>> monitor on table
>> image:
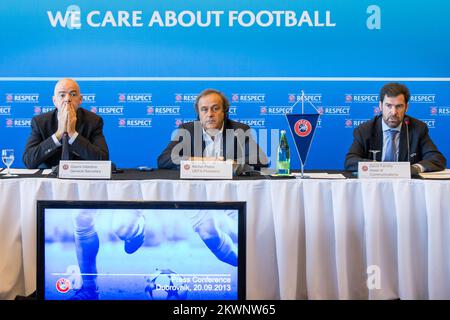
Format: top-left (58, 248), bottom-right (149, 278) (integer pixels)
top-left (37, 200), bottom-right (246, 300)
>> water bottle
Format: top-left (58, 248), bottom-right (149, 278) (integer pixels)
top-left (277, 130), bottom-right (290, 175)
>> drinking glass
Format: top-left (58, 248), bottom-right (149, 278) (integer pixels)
top-left (1, 149), bottom-right (18, 177)
top-left (368, 150), bottom-right (380, 162)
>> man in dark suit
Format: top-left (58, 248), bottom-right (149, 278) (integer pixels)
top-left (345, 82), bottom-right (446, 175)
top-left (157, 88), bottom-right (269, 172)
top-left (23, 78), bottom-right (109, 169)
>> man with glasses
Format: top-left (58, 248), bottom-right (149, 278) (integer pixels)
top-left (23, 78), bottom-right (109, 168)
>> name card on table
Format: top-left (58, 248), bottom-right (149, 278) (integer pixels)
top-left (180, 160), bottom-right (233, 180)
top-left (59, 160), bottom-right (112, 179)
top-left (358, 161), bottom-right (411, 179)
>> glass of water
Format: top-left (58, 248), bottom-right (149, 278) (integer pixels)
top-left (1, 149), bottom-right (18, 177)
top-left (368, 150), bottom-right (380, 162)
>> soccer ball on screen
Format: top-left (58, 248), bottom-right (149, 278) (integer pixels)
top-left (144, 269), bottom-right (188, 300)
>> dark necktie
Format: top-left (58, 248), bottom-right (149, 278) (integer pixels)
top-left (384, 129), bottom-right (398, 162)
top-left (61, 132), bottom-right (70, 161)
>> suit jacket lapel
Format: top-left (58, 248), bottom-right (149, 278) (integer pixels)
top-left (75, 108), bottom-right (84, 133)
top-left (50, 109), bottom-right (59, 134)
top-left (398, 121), bottom-right (409, 161)
top-left (222, 119), bottom-right (237, 161)
top-left (191, 121), bottom-right (204, 157)
top-left (372, 117), bottom-right (383, 161)
top-left (222, 119), bottom-right (231, 160)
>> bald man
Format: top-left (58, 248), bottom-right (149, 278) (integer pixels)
top-left (23, 78), bottom-right (109, 169)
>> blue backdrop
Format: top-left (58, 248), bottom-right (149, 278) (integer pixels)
top-left (1, 1), bottom-right (449, 169)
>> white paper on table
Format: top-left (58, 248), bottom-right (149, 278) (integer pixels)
top-left (260, 168), bottom-right (276, 175)
top-left (42, 169), bottom-right (53, 175)
top-left (419, 169), bottom-right (450, 179)
top-left (291, 172), bottom-right (347, 179)
top-left (0, 168), bottom-right (39, 175)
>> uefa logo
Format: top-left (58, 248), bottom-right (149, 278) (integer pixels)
top-left (6, 94), bottom-right (13, 103)
top-left (147, 107), bottom-right (154, 115)
top-left (62, 164), bottom-right (69, 170)
top-left (362, 165), bottom-right (369, 172)
top-left (373, 106), bottom-right (381, 115)
top-left (34, 106), bottom-right (42, 115)
top-left (345, 119), bottom-right (353, 127)
top-left (175, 94), bottom-right (182, 102)
top-left (90, 107), bottom-right (97, 113)
top-left (118, 119), bottom-right (126, 127)
top-left (260, 107), bottom-right (267, 114)
top-left (6, 119), bottom-right (13, 127)
top-left (183, 164), bottom-right (190, 170)
top-left (294, 119), bottom-right (312, 137)
top-left (118, 94), bottom-right (126, 102)
top-left (430, 106), bottom-right (438, 115)
top-left (345, 95), bottom-right (353, 103)
top-left (55, 278), bottom-right (71, 293)
top-left (288, 94), bottom-right (295, 102)
top-left (317, 107), bottom-right (324, 115)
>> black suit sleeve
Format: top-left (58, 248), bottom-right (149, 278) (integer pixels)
top-left (157, 124), bottom-right (189, 170)
top-left (344, 126), bottom-right (372, 171)
top-left (157, 121), bottom-right (269, 170)
top-left (22, 117), bottom-right (61, 169)
top-left (70, 117), bottom-right (109, 161)
top-left (157, 140), bottom-right (181, 170)
top-left (415, 125), bottom-right (446, 172)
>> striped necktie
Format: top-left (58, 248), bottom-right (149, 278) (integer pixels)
top-left (384, 129), bottom-right (398, 162)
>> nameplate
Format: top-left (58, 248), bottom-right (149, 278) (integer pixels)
top-left (58, 160), bottom-right (112, 179)
top-left (358, 161), bottom-right (411, 179)
top-left (180, 160), bottom-right (233, 180)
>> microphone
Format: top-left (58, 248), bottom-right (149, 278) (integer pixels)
top-left (233, 131), bottom-right (256, 176)
top-left (404, 117), bottom-right (411, 162)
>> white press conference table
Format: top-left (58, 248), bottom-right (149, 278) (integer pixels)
top-left (0, 173), bottom-right (449, 300)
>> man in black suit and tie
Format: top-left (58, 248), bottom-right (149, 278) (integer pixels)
top-left (23, 78), bottom-right (109, 169)
top-left (345, 82), bottom-right (446, 175)
top-left (157, 88), bottom-right (269, 171)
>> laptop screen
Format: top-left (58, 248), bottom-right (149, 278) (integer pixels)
top-left (37, 201), bottom-right (246, 300)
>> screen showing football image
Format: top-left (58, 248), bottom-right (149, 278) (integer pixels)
top-left (37, 201), bottom-right (246, 300)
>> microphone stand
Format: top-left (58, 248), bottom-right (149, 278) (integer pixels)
top-left (233, 132), bottom-right (257, 176)
top-left (289, 90), bottom-right (321, 179)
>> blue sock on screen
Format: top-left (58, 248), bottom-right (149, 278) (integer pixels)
top-left (74, 226), bottom-right (99, 290)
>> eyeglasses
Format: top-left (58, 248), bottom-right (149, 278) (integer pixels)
top-left (56, 91), bottom-right (79, 99)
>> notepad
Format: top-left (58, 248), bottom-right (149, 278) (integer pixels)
top-left (419, 169), bottom-right (450, 179)
top-left (0, 168), bottom-right (39, 175)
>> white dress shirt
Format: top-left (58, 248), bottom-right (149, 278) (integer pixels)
top-left (202, 124), bottom-right (224, 158)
